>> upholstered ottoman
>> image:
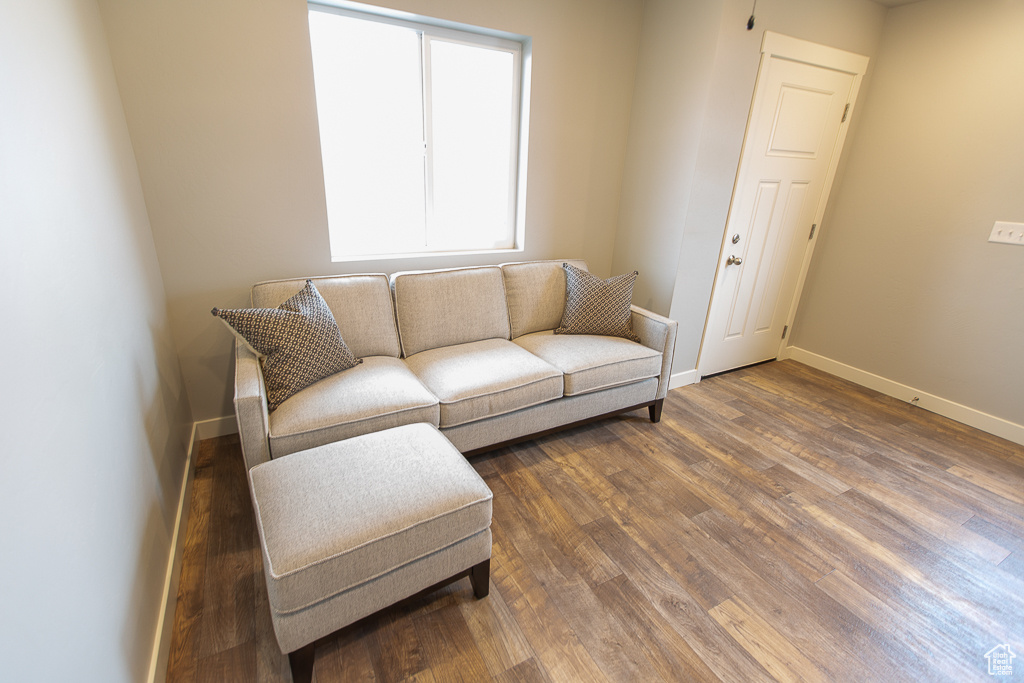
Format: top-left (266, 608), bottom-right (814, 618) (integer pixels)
top-left (247, 423), bottom-right (493, 682)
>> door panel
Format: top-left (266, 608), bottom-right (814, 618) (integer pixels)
top-left (754, 180), bottom-right (808, 333)
top-left (699, 35), bottom-right (867, 378)
top-left (768, 84), bottom-right (834, 158)
top-left (725, 181), bottom-right (778, 339)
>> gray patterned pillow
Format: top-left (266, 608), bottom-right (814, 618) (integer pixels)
top-left (212, 280), bottom-right (361, 411)
top-left (555, 263), bottom-right (641, 343)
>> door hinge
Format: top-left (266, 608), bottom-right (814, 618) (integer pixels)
top-left (782, 325), bottom-right (789, 339)
top-left (809, 223), bottom-right (817, 240)
top-left (841, 103), bottom-right (851, 123)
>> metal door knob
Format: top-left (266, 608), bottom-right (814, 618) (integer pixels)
top-left (726, 255), bottom-right (743, 266)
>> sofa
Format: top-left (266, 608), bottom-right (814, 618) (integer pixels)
top-left (232, 259), bottom-right (678, 470)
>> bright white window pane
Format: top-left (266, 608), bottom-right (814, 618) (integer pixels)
top-left (307, 6), bottom-right (525, 259)
top-left (428, 40), bottom-right (515, 250)
top-left (308, 12), bottom-right (426, 257)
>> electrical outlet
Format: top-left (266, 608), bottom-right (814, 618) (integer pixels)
top-left (989, 221), bottom-right (1024, 246)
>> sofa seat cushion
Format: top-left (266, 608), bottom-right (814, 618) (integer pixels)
top-left (404, 338), bottom-right (563, 428)
top-left (249, 424), bottom-right (493, 615)
top-left (514, 331), bottom-right (662, 396)
top-left (269, 356), bottom-right (439, 457)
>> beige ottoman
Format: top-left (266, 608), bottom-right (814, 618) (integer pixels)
top-left (248, 423), bottom-right (493, 682)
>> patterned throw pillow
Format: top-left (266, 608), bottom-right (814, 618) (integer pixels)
top-left (555, 263), bottom-right (641, 343)
top-left (212, 280), bottom-right (362, 411)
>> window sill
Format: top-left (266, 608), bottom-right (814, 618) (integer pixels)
top-left (331, 245), bottom-right (524, 264)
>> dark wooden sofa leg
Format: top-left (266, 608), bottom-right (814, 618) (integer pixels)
top-left (648, 399), bottom-right (664, 423)
top-left (288, 642), bottom-right (316, 683)
top-left (469, 559), bottom-right (490, 599)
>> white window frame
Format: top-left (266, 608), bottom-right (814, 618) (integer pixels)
top-left (307, 1), bottom-right (532, 262)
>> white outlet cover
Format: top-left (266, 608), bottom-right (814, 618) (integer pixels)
top-left (989, 221), bottom-right (1024, 246)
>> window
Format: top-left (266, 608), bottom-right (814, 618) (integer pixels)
top-left (307, 3), bottom-right (529, 260)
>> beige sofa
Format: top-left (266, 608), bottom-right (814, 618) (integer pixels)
top-left (233, 259), bottom-right (677, 470)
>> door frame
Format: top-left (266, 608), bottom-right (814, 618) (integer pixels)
top-left (696, 31), bottom-right (869, 378)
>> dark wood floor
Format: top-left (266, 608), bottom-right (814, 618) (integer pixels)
top-left (166, 360), bottom-right (1024, 682)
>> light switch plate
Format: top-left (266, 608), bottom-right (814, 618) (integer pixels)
top-left (989, 221), bottom-right (1024, 246)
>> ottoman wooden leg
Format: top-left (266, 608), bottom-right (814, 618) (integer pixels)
top-left (285, 559), bottom-right (489, 682)
top-left (469, 559), bottom-right (490, 599)
top-left (288, 642), bottom-right (316, 683)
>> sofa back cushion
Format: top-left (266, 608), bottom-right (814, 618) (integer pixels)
top-left (391, 266), bottom-right (511, 357)
top-left (501, 259), bottom-right (588, 339)
top-left (251, 274), bottom-right (401, 359)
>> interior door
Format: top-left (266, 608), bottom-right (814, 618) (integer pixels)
top-left (698, 33), bottom-right (868, 378)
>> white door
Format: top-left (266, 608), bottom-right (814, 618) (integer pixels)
top-left (698, 33), bottom-right (868, 377)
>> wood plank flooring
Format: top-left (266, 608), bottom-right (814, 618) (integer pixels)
top-left (166, 360), bottom-right (1024, 682)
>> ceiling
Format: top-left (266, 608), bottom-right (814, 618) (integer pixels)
top-left (870, 0), bottom-right (927, 7)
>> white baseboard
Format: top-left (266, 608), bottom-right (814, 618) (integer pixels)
top-left (669, 368), bottom-right (699, 390)
top-left (786, 347), bottom-right (1024, 446)
top-left (146, 424), bottom-right (199, 683)
top-left (195, 414), bottom-right (238, 440)
top-left (147, 414), bottom-right (243, 681)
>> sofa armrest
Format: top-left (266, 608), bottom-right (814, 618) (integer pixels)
top-left (631, 305), bottom-right (678, 400)
top-left (234, 338), bottom-right (272, 470)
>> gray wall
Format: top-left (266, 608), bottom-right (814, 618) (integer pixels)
top-left (791, 0), bottom-right (1024, 427)
top-left (615, 0), bottom-right (887, 377)
top-left (611, 0), bottom-right (724, 314)
top-left (0, 1), bottom-right (192, 681)
top-left (98, 0), bottom-right (646, 422)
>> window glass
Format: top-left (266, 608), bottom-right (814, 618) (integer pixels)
top-left (429, 38), bottom-right (516, 251)
top-left (307, 6), bottom-right (526, 259)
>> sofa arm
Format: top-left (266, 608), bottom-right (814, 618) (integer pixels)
top-left (631, 305), bottom-right (678, 401)
top-left (234, 339), bottom-right (272, 470)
